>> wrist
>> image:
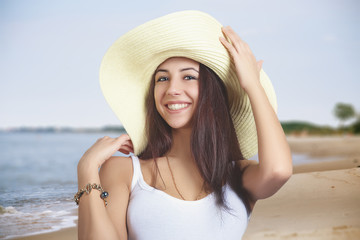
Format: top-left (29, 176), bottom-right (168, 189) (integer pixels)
top-left (74, 183), bottom-right (109, 207)
top-left (77, 161), bottom-right (100, 188)
top-left (78, 156), bottom-right (100, 172)
top-left (243, 81), bottom-right (263, 97)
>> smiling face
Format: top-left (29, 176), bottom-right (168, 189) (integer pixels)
top-left (154, 57), bottom-right (200, 130)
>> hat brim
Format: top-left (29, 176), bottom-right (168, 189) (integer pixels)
top-left (99, 10), bottom-right (277, 159)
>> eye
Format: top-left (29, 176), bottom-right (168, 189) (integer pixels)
top-left (184, 75), bottom-right (197, 80)
top-left (156, 76), bottom-right (168, 82)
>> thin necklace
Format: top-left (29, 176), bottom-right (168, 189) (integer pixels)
top-left (166, 155), bottom-right (205, 201)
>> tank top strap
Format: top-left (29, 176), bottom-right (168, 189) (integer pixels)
top-left (130, 155), bottom-right (143, 190)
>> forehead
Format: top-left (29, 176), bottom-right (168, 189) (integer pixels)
top-left (156, 57), bottom-right (199, 70)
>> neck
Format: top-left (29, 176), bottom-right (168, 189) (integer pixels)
top-left (167, 128), bottom-right (194, 163)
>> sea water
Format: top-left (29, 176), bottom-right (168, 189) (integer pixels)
top-left (0, 132), bottom-right (339, 239)
top-left (0, 131), bottom-right (125, 239)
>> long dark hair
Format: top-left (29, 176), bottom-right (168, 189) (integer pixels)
top-left (139, 63), bottom-right (252, 214)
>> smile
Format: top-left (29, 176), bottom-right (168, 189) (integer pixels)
top-left (167, 103), bottom-right (189, 110)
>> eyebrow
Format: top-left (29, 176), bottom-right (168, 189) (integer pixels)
top-left (155, 67), bottom-right (199, 74)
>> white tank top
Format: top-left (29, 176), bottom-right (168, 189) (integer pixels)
top-left (127, 155), bottom-right (249, 240)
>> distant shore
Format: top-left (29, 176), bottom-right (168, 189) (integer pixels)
top-left (2, 119), bottom-right (358, 135)
top-left (10, 136), bottom-right (360, 240)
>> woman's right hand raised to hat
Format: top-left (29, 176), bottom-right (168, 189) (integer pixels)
top-left (77, 134), bottom-right (134, 177)
top-left (219, 26), bottom-right (263, 92)
top-left (221, 26), bottom-right (292, 203)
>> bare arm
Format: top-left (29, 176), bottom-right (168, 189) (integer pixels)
top-left (77, 135), bottom-right (134, 240)
top-left (241, 81), bottom-right (292, 201)
top-left (220, 26), bottom-right (292, 202)
top-left (99, 156), bottom-right (133, 239)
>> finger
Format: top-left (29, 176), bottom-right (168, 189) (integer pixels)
top-left (120, 138), bottom-right (133, 146)
top-left (125, 140), bottom-right (134, 149)
top-left (119, 149), bottom-right (130, 155)
top-left (119, 145), bottom-right (133, 154)
top-left (115, 134), bottom-right (131, 144)
top-left (223, 26), bottom-right (255, 57)
top-left (120, 139), bottom-right (134, 150)
top-left (219, 36), bottom-right (238, 57)
top-left (221, 26), bottom-right (245, 51)
top-left (121, 141), bottom-right (134, 150)
top-left (222, 26), bottom-right (243, 43)
top-left (257, 60), bottom-right (264, 72)
top-left (221, 27), bottom-right (239, 51)
top-left (117, 134), bottom-right (130, 140)
top-left (119, 146), bottom-right (132, 152)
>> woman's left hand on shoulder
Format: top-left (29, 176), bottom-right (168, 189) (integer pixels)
top-left (219, 26), bottom-right (263, 92)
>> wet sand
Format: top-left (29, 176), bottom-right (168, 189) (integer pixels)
top-left (11, 136), bottom-right (360, 240)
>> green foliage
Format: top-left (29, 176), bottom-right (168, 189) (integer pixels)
top-left (281, 121), bottom-right (336, 135)
top-left (333, 103), bottom-right (355, 122)
top-left (351, 119), bottom-right (360, 134)
top-left (281, 119), bottom-right (360, 135)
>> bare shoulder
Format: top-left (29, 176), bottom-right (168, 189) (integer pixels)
top-left (98, 156), bottom-right (134, 238)
top-left (99, 156), bottom-right (133, 191)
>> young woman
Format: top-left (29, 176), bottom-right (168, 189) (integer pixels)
top-left (76, 11), bottom-right (292, 240)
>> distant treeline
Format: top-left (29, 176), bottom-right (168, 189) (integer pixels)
top-left (2, 121), bottom-right (360, 135)
top-left (281, 121), bottom-right (360, 135)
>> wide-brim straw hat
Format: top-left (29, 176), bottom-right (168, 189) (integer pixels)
top-left (99, 10), bottom-right (277, 159)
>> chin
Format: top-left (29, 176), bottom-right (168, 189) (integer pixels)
top-left (167, 120), bottom-right (193, 130)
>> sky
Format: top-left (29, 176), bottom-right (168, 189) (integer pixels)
top-left (0, 0), bottom-right (359, 128)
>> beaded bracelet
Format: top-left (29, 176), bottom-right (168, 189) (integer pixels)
top-left (74, 183), bottom-right (109, 207)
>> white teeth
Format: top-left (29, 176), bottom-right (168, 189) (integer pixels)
top-left (167, 103), bottom-right (188, 110)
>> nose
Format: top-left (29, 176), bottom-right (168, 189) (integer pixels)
top-left (166, 77), bottom-right (183, 96)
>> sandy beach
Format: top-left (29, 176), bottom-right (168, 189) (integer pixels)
top-left (11, 136), bottom-right (360, 240)
top-left (244, 136), bottom-right (360, 240)
top-left (243, 168), bottom-right (360, 239)
top-left (10, 228), bottom-right (77, 240)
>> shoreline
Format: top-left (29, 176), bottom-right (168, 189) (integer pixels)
top-left (9, 136), bottom-right (360, 240)
top-left (289, 136), bottom-right (360, 173)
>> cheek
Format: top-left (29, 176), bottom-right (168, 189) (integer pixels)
top-left (190, 84), bottom-right (200, 103)
top-left (154, 87), bottom-right (163, 112)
